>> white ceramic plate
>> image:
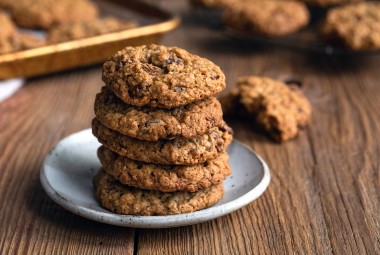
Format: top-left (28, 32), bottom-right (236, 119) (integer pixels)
top-left (40, 129), bottom-right (270, 228)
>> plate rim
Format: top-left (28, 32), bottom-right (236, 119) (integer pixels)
top-left (40, 129), bottom-right (271, 228)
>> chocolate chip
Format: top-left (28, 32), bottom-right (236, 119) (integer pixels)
top-left (129, 81), bottom-right (150, 98)
top-left (141, 63), bottom-right (164, 75)
top-left (210, 72), bottom-right (220, 80)
top-left (144, 119), bottom-right (161, 128)
top-left (166, 56), bottom-right (183, 65)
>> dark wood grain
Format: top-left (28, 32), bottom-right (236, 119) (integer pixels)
top-left (1, 0), bottom-right (379, 254)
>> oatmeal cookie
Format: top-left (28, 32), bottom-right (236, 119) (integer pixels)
top-left (236, 76), bottom-right (312, 142)
top-left (102, 44), bottom-right (226, 108)
top-left (48, 17), bottom-right (137, 43)
top-left (98, 146), bottom-right (231, 192)
top-left (92, 118), bottom-right (233, 165)
top-left (11, 0), bottom-right (99, 29)
top-left (222, 0), bottom-right (310, 37)
top-left (93, 169), bottom-right (224, 215)
top-left (95, 87), bottom-right (224, 141)
top-left (321, 2), bottom-right (380, 50)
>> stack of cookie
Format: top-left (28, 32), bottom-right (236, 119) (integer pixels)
top-left (92, 44), bottom-right (233, 216)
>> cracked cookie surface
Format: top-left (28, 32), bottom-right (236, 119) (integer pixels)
top-left (102, 44), bottom-right (226, 108)
top-left (95, 87), bottom-right (224, 141)
top-left (98, 146), bottom-right (231, 192)
top-left (93, 169), bottom-right (224, 216)
top-left (92, 118), bottom-right (233, 165)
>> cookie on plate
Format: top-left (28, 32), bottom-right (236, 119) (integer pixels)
top-left (93, 169), bottom-right (224, 216)
top-left (92, 118), bottom-right (233, 165)
top-left (222, 0), bottom-right (310, 37)
top-left (95, 87), bottom-right (224, 141)
top-left (11, 0), bottom-right (99, 29)
top-left (48, 17), bottom-right (137, 43)
top-left (98, 146), bottom-right (231, 192)
top-left (232, 76), bottom-right (311, 142)
top-left (102, 44), bottom-right (226, 108)
top-left (321, 2), bottom-right (380, 50)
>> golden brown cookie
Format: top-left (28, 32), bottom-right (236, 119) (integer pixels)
top-left (48, 17), bottom-right (137, 43)
top-left (222, 0), bottom-right (310, 37)
top-left (93, 169), bottom-right (224, 216)
top-left (92, 118), bottom-right (233, 165)
top-left (11, 0), bottom-right (99, 29)
top-left (321, 2), bottom-right (380, 50)
top-left (98, 146), bottom-right (231, 192)
top-left (95, 87), bottom-right (224, 141)
top-left (102, 44), bottom-right (226, 108)
top-left (234, 76), bottom-right (311, 142)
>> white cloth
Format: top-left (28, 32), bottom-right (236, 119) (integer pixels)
top-left (0, 79), bottom-right (25, 102)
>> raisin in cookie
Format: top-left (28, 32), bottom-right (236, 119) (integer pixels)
top-left (102, 44), bottom-right (226, 108)
top-left (95, 87), bottom-right (224, 141)
top-left (321, 2), bottom-right (380, 50)
top-left (234, 76), bottom-right (311, 142)
top-left (98, 146), bottom-right (231, 192)
top-left (11, 0), bottom-right (99, 29)
top-left (92, 118), bottom-right (233, 165)
top-left (223, 0), bottom-right (310, 37)
top-left (93, 169), bottom-right (224, 216)
top-left (48, 17), bottom-right (137, 43)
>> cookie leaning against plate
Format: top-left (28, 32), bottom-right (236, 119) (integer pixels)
top-left (235, 76), bottom-right (312, 142)
top-left (92, 118), bottom-right (233, 165)
top-left (95, 87), bottom-right (224, 141)
top-left (98, 146), bottom-right (231, 192)
top-left (10, 0), bottom-right (99, 29)
top-left (222, 0), bottom-right (310, 37)
top-left (93, 170), bottom-right (224, 216)
top-left (102, 44), bottom-right (226, 108)
top-left (321, 2), bottom-right (380, 50)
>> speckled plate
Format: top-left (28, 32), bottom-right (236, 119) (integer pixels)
top-left (40, 129), bottom-right (270, 228)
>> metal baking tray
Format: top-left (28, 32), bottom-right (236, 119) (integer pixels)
top-left (0, 0), bottom-right (180, 79)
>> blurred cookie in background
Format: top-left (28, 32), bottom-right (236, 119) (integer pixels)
top-left (222, 0), bottom-right (310, 37)
top-left (321, 2), bottom-right (380, 50)
top-left (48, 17), bottom-right (137, 43)
top-left (10, 0), bottom-right (99, 29)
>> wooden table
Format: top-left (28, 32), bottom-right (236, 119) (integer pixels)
top-left (1, 1), bottom-right (379, 254)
